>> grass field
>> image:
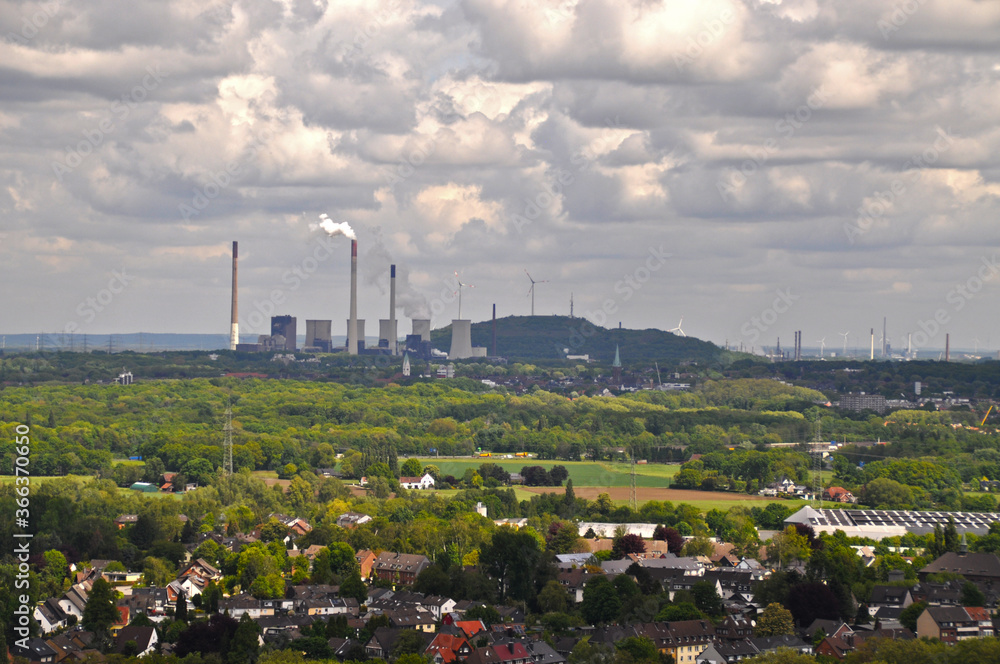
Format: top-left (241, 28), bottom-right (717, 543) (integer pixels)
top-left (418, 459), bottom-right (680, 488)
top-left (0, 474), bottom-right (86, 484)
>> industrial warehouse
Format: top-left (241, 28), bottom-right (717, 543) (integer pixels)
top-left (785, 506), bottom-right (1000, 538)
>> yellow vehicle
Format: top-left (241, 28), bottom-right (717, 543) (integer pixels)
top-left (515, 452), bottom-right (529, 457)
top-left (478, 452), bottom-right (492, 457)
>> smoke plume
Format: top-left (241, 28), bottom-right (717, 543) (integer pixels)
top-left (364, 227), bottom-right (431, 319)
top-left (310, 213), bottom-right (356, 240)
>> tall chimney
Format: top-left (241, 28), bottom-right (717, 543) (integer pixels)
top-left (945, 333), bottom-right (950, 362)
top-left (230, 241), bottom-right (239, 351)
top-left (389, 264), bottom-right (397, 355)
top-left (870, 328), bottom-right (874, 360)
top-left (348, 240), bottom-right (358, 355)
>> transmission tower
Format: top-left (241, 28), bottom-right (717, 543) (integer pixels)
top-left (223, 401), bottom-right (234, 476)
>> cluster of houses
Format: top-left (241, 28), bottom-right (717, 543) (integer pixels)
top-left (757, 478), bottom-right (855, 504)
top-left (19, 508), bottom-right (1000, 664)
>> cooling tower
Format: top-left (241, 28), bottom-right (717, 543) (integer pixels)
top-left (412, 319), bottom-right (431, 343)
top-left (347, 240), bottom-right (358, 355)
top-left (230, 241), bottom-right (238, 351)
top-left (306, 320), bottom-right (332, 352)
top-left (379, 319), bottom-right (397, 350)
top-left (450, 319), bottom-right (473, 359)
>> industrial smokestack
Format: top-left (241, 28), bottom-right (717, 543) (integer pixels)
top-left (945, 333), bottom-right (950, 362)
top-left (389, 264), bottom-right (397, 355)
top-left (870, 328), bottom-right (874, 360)
top-left (230, 241), bottom-right (239, 351)
top-left (348, 240), bottom-right (358, 355)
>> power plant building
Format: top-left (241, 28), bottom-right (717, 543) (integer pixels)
top-left (305, 320), bottom-right (332, 352)
top-left (412, 319), bottom-right (431, 343)
top-left (271, 316), bottom-right (297, 351)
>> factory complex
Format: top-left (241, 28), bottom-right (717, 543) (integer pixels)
top-left (227, 230), bottom-right (489, 361)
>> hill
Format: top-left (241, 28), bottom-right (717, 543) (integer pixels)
top-left (429, 315), bottom-right (727, 363)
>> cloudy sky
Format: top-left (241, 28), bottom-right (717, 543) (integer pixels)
top-left (3, 0), bottom-right (1000, 354)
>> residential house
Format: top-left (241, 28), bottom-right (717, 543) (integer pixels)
top-left (749, 635), bottom-right (812, 656)
top-left (425, 632), bottom-right (472, 664)
top-left (868, 585), bottom-right (913, 614)
top-left (916, 606), bottom-right (983, 642)
top-left (465, 641), bottom-right (533, 664)
top-left (696, 640), bottom-right (759, 664)
top-left (337, 512), bottom-right (373, 529)
top-left (114, 514), bottom-right (139, 529)
top-left (714, 615), bottom-right (754, 641)
top-left (919, 551), bottom-right (1000, 588)
top-left (14, 638), bottom-right (57, 664)
top-left (356, 549), bottom-right (377, 579)
top-left (218, 594), bottom-right (274, 620)
top-left (269, 512), bottom-right (314, 536)
top-left (115, 626), bottom-right (159, 657)
top-left (57, 586), bottom-right (89, 621)
top-left (34, 599), bottom-right (68, 634)
top-left (373, 552), bottom-right (431, 585)
top-left (424, 596), bottom-right (457, 621)
top-left (399, 474), bottom-right (436, 490)
top-left (365, 627), bottom-right (404, 660)
top-left (527, 640), bottom-right (566, 664)
top-left (822, 487), bottom-right (855, 503)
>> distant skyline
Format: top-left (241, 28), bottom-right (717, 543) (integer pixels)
top-left (3, 0), bottom-right (1000, 353)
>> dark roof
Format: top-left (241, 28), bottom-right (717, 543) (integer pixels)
top-left (924, 606), bottom-right (977, 624)
top-left (750, 635), bottom-right (811, 652)
top-left (920, 552), bottom-right (1000, 578)
top-left (115, 626), bottom-right (157, 653)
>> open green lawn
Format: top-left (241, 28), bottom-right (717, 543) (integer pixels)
top-left (418, 458), bottom-right (680, 488)
top-left (0, 474), bottom-right (88, 484)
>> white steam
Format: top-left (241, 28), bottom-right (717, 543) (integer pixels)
top-left (310, 213), bottom-right (356, 240)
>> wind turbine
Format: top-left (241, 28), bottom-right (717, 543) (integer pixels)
top-left (669, 317), bottom-right (685, 337)
top-left (840, 331), bottom-right (850, 358)
top-left (454, 272), bottom-right (474, 319)
top-left (817, 337), bottom-right (826, 358)
top-left (525, 270), bottom-right (549, 316)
